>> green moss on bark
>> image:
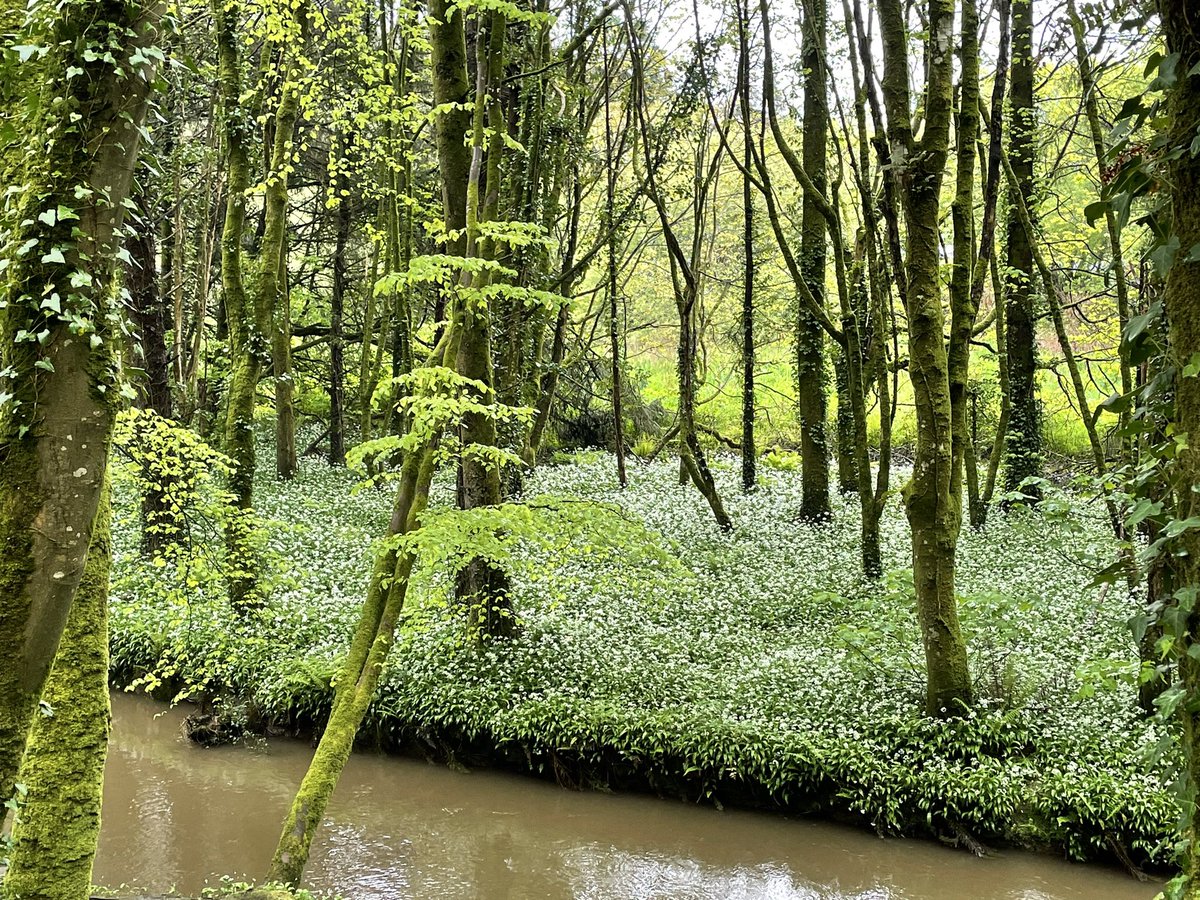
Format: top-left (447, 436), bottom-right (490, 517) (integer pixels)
top-left (268, 446), bottom-right (435, 886)
top-left (877, 0), bottom-right (974, 715)
top-left (3, 486), bottom-right (112, 900)
top-left (1161, 0), bottom-right (1200, 890)
top-left (0, 0), bottom-right (161, 797)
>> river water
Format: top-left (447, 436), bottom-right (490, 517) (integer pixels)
top-left (92, 693), bottom-right (1159, 900)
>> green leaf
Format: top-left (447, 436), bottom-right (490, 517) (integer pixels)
top-left (1083, 201), bottom-right (1109, 227)
top-left (1184, 353), bottom-right (1200, 379)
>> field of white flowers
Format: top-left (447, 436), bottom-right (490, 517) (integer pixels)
top-left (108, 448), bottom-right (1176, 866)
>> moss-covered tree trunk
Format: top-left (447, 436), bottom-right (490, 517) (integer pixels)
top-left (1002, 0), bottom-right (1042, 497)
top-left (738, 9), bottom-right (756, 495)
top-left (4, 485), bottom-right (112, 899)
top-left (380, 28), bottom-right (415, 441)
top-left (1066, 0), bottom-right (1133, 467)
top-left (796, 0), bottom-right (831, 517)
top-left (265, 34), bottom-right (303, 482)
top-left (328, 172), bottom-right (351, 467)
top-left (428, 0), bottom-right (472, 259)
top-left (0, 0), bottom-right (161, 801)
top-left (878, 0), bottom-right (974, 716)
top-left (754, 0), bottom-right (877, 572)
top-left (1156, 2), bottom-right (1200, 890)
top-left (268, 441), bottom-right (437, 886)
top-left (127, 184), bottom-right (179, 557)
top-left (603, 24), bottom-right (628, 489)
top-left (948, 0), bottom-right (981, 523)
top-left (968, 0), bottom-right (1010, 528)
top-left (213, 0), bottom-right (265, 608)
top-left (430, 3), bottom-right (518, 634)
top-left (128, 187), bottom-right (173, 421)
top-left (358, 198), bottom-right (384, 442)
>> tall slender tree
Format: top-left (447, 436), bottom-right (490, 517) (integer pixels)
top-left (877, 0), bottom-right (975, 714)
top-left (738, 0), bottom-right (756, 495)
top-left (1003, 0), bottom-right (1042, 497)
top-left (1159, 0), bottom-right (1200, 889)
top-left (797, 0), bottom-right (831, 517)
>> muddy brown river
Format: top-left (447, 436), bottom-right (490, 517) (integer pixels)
top-left (92, 693), bottom-right (1160, 899)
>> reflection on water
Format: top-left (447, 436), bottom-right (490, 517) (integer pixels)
top-left (94, 693), bottom-right (1158, 900)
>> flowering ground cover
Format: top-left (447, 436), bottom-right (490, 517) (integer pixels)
top-left (108, 448), bottom-right (1175, 866)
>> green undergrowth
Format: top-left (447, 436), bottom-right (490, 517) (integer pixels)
top-left (107, 441), bottom-right (1176, 868)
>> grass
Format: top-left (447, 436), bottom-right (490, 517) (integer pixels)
top-left (628, 337), bottom-right (1117, 462)
top-left (107, 438), bottom-right (1176, 868)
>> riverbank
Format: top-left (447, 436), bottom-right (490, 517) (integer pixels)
top-left (94, 692), bottom-right (1158, 899)
top-left (107, 451), bottom-right (1176, 870)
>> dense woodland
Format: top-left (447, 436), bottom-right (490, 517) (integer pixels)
top-left (1, 0), bottom-right (1200, 896)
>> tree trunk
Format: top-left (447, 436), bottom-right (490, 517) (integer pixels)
top-left (432, 3), bottom-right (517, 637)
top-left (1067, 0), bottom-right (1133, 468)
top-left (357, 200), bottom-right (384, 443)
top-left (969, 0), bottom-right (1012, 527)
top-left (739, 12), bottom-right (756, 494)
top-left (753, 0), bottom-right (876, 569)
top-left (948, 0), bottom-right (982, 526)
top-left (1160, 0), bottom-right (1200, 889)
top-left (128, 189), bottom-right (173, 420)
top-left (797, 0), bottom-right (831, 518)
top-left (329, 175), bottom-right (350, 467)
top-left (604, 24), bottom-right (627, 488)
top-left (1003, 0), bottom-right (1042, 498)
top-left (0, 0), bottom-right (161, 802)
top-left (878, 0), bottom-right (974, 715)
top-left (4, 485), bottom-right (112, 899)
top-left (213, 0), bottom-right (263, 608)
top-left (127, 185), bottom-right (179, 556)
top-left (266, 51), bottom-right (303, 481)
top-left (834, 351), bottom-right (858, 492)
top-left (269, 442), bottom-right (437, 885)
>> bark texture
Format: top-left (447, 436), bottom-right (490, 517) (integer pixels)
top-left (797, 0), bottom-right (831, 517)
top-left (1160, 0), bottom-right (1200, 891)
top-left (4, 485), bottom-right (112, 900)
top-left (878, 0), bottom-right (974, 715)
top-left (268, 442), bottom-right (436, 885)
top-left (1003, 0), bottom-right (1042, 496)
top-left (0, 0), bottom-right (161, 800)
top-left (212, 0), bottom-right (268, 607)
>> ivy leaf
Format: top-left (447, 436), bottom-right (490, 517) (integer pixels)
top-left (41, 248), bottom-right (66, 265)
top-left (1150, 235), bottom-right (1181, 278)
top-left (1184, 353), bottom-right (1200, 379)
top-left (1083, 201), bottom-right (1110, 228)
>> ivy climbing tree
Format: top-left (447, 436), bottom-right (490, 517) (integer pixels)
top-left (0, 0), bottom-right (164, 801)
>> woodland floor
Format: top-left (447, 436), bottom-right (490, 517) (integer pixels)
top-left (108, 441), bottom-right (1175, 867)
